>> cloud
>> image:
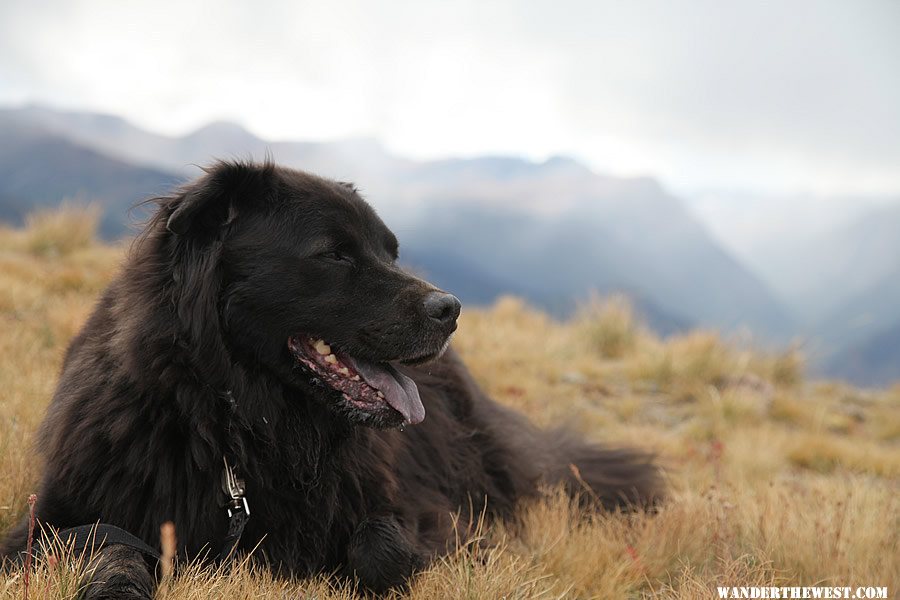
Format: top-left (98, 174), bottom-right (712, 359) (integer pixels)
top-left (1, 0), bottom-right (898, 195)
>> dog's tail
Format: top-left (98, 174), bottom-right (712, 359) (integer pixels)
top-left (475, 397), bottom-right (665, 511)
top-left (438, 349), bottom-right (664, 513)
top-left (536, 428), bottom-right (664, 511)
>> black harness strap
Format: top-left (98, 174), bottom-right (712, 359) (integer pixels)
top-left (52, 524), bottom-right (161, 562)
top-left (35, 456), bottom-right (250, 569)
top-left (219, 505), bottom-right (250, 563)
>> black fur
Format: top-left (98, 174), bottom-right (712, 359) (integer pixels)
top-left (1, 161), bottom-right (662, 595)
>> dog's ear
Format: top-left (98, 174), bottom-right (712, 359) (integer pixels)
top-left (166, 161), bottom-right (275, 235)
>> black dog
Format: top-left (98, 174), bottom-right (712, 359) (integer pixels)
top-left (1, 161), bottom-right (662, 597)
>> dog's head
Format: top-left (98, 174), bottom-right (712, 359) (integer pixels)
top-left (158, 161), bottom-right (459, 429)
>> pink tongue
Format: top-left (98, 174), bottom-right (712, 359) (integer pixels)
top-left (345, 357), bottom-right (425, 425)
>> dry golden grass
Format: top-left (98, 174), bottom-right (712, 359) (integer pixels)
top-left (21, 202), bottom-right (102, 259)
top-left (1, 209), bottom-right (898, 598)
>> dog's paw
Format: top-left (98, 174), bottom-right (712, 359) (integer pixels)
top-left (346, 516), bottom-right (424, 593)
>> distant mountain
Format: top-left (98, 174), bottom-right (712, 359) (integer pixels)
top-left (814, 255), bottom-right (900, 347)
top-left (1, 104), bottom-right (794, 345)
top-left (5, 104), bottom-right (408, 183)
top-left (395, 165), bottom-right (792, 338)
top-left (751, 204), bottom-right (900, 324)
top-left (681, 186), bottom-right (900, 386)
top-left (810, 257), bottom-right (900, 386)
top-left (402, 244), bottom-right (693, 336)
top-left (0, 115), bottom-right (180, 237)
top-left (726, 204), bottom-right (900, 384)
top-left (827, 319), bottom-right (900, 387)
top-left (684, 189), bottom-right (895, 288)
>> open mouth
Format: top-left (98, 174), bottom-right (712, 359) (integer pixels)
top-left (287, 336), bottom-right (425, 425)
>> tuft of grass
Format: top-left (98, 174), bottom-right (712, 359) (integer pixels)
top-left (785, 432), bottom-right (900, 477)
top-left (1, 206), bottom-right (899, 598)
top-left (770, 346), bottom-right (804, 387)
top-left (577, 293), bottom-right (639, 359)
top-left (23, 202), bottom-right (101, 258)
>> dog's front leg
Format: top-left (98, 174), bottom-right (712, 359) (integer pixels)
top-left (345, 515), bottom-right (425, 593)
top-left (80, 544), bottom-right (156, 600)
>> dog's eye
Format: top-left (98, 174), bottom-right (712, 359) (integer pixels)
top-left (319, 250), bottom-right (354, 265)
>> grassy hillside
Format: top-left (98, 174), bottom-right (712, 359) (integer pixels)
top-left (1, 208), bottom-right (898, 599)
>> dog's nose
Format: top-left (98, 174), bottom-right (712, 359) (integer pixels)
top-left (423, 292), bottom-right (461, 326)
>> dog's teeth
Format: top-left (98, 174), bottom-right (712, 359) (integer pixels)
top-left (376, 391), bottom-right (385, 398)
top-left (352, 375), bottom-right (360, 381)
top-left (314, 340), bottom-right (331, 355)
top-left (324, 354), bottom-right (337, 364)
top-left (338, 367), bottom-right (350, 376)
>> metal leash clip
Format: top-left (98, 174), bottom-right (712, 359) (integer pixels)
top-left (222, 456), bottom-right (250, 517)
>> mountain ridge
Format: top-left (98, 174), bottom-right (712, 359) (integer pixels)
top-left (0, 103), bottom-right (849, 376)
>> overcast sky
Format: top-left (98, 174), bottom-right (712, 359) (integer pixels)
top-left (1, 0), bottom-right (899, 197)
